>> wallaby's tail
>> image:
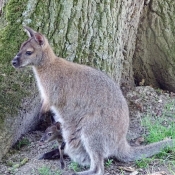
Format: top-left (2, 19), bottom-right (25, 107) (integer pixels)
top-left (118, 139), bottom-right (175, 163)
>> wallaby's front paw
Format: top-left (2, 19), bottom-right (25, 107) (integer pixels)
top-left (61, 141), bottom-right (66, 150)
top-left (38, 154), bottom-right (45, 160)
top-left (38, 149), bottom-right (60, 160)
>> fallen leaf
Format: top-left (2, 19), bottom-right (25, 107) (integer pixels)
top-left (139, 79), bottom-right (145, 86)
top-left (135, 103), bottom-right (143, 112)
top-left (130, 171), bottom-right (139, 175)
top-left (170, 92), bottom-right (175, 97)
top-left (147, 171), bottom-right (167, 175)
top-left (163, 137), bottom-right (171, 141)
top-left (118, 166), bottom-right (135, 172)
top-left (135, 136), bottom-right (144, 146)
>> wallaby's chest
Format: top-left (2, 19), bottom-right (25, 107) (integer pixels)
top-left (34, 72), bottom-right (47, 99)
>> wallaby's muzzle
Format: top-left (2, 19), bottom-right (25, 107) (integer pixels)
top-left (12, 55), bottom-right (20, 68)
top-left (38, 136), bottom-right (46, 146)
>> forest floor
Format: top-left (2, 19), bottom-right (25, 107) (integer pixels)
top-left (0, 86), bottom-right (175, 175)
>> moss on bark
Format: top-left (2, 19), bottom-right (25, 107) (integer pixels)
top-left (0, 0), bottom-right (33, 125)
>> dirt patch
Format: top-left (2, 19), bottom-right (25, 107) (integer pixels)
top-left (0, 86), bottom-right (175, 175)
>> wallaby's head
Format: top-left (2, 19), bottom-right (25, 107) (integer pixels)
top-left (12, 26), bottom-right (49, 68)
top-left (40, 122), bottom-right (61, 144)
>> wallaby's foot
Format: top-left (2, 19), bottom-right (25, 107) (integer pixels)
top-left (38, 149), bottom-right (60, 160)
top-left (72, 170), bottom-right (102, 175)
top-left (60, 160), bottom-right (65, 169)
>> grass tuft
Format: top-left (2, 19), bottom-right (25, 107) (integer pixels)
top-left (68, 162), bottom-right (82, 172)
top-left (38, 166), bottom-right (61, 175)
top-left (105, 158), bottom-right (113, 167)
top-left (15, 137), bottom-right (30, 150)
top-left (136, 100), bottom-right (175, 171)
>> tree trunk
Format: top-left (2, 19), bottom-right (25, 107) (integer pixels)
top-left (0, 2), bottom-right (41, 160)
top-left (0, 0), bottom-right (144, 159)
top-left (21, 0), bottom-right (144, 85)
top-left (133, 0), bottom-right (175, 92)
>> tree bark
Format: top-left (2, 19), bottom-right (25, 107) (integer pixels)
top-left (22, 0), bottom-right (144, 85)
top-left (0, 0), bottom-right (144, 159)
top-left (133, 0), bottom-right (175, 92)
top-left (0, 0), bottom-right (41, 160)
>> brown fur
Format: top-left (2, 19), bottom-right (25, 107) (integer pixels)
top-left (12, 26), bottom-right (175, 175)
top-left (39, 123), bottom-right (65, 169)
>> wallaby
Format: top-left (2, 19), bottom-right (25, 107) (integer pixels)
top-left (12, 26), bottom-right (175, 175)
top-left (39, 122), bottom-right (66, 169)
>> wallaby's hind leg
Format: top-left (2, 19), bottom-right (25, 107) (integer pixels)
top-left (72, 153), bottom-right (104, 175)
top-left (73, 135), bottom-right (104, 175)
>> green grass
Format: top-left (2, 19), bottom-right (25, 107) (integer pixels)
top-left (38, 166), bottom-right (61, 175)
top-left (105, 158), bottom-right (113, 167)
top-left (68, 162), bottom-right (81, 172)
top-left (135, 157), bottom-right (152, 168)
top-left (142, 116), bottom-right (175, 143)
top-left (141, 99), bottom-right (175, 143)
top-left (7, 157), bottom-right (29, 174)
top-left (136, 100), bottom-right (175, 170)
top-left (15, 138), bottom-right (30, 150)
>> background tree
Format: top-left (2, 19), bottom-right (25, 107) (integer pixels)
top-left (133, 0), bottom-right (175, 92)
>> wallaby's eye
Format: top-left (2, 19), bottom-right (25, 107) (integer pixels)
top-left (48, 133), bottom-right (52, 136)
top-left (25, 51), bottom-right (33, 55)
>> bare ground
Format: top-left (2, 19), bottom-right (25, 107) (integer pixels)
top-left (0, 86), bottom-right (175, 175)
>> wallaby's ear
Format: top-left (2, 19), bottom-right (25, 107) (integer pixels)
top-left (23, 26), bottom-right (36, 38)
top-left (23, 26), bottom-right (44, 46)
top-left (50, 115), bottom-right (56, 125)
top-left (50, 116), bottom-right (60, 130)
top-left (34, 33), bottom-right (44, 46)
top-left (54, 122), bottom-right (60, 130)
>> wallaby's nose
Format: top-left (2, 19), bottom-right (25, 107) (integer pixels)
top-left (40, 137), bottom-right (45, 143)
top-left (12, 56), bottom-right (19, 68)
top-left (12, 59), bottom-right (18, 67)
top-left (38, 140), bottom-right (44, 146)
